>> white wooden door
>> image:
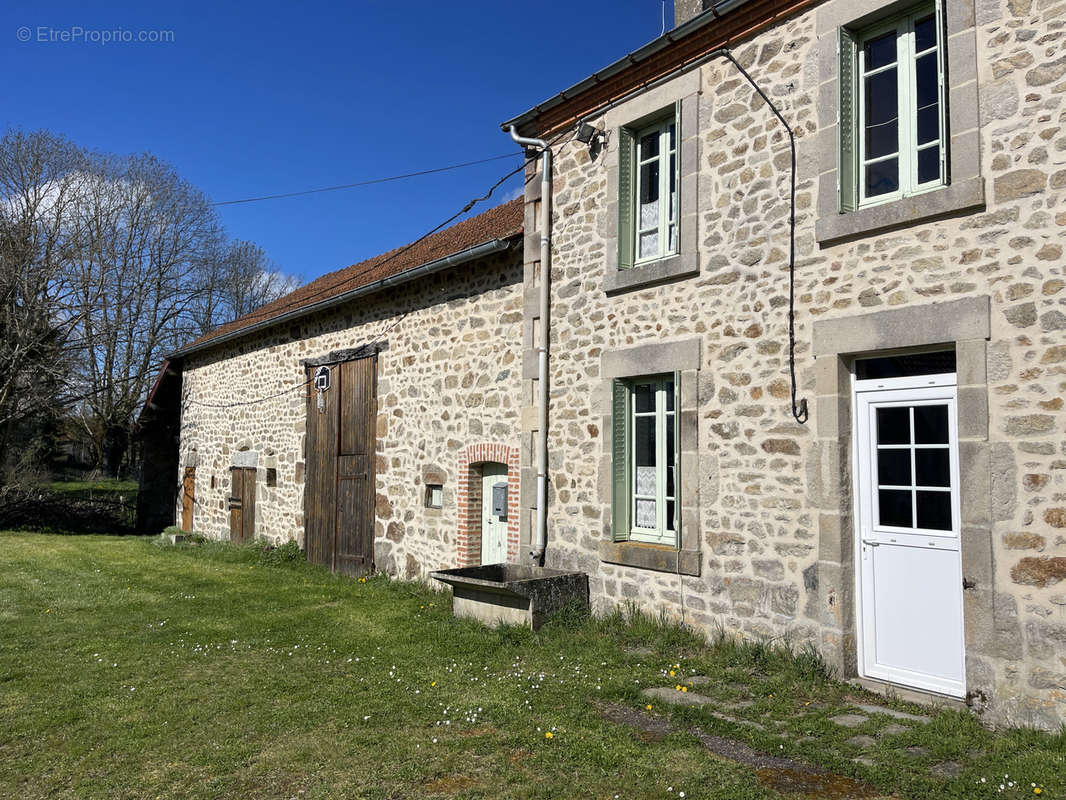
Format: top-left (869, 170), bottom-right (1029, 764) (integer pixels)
top-left (855, 379), bottom-right (965, 698)
top-left (481, 463), bottom-right (509, 564)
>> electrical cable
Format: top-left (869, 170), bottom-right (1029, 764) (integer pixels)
top-left (209, 153), bottom-right (522, 207)
top-left (175, 131), bottom-right (570, 411)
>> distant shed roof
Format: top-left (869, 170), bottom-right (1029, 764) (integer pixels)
top-left (171, 197), bottom-right (524, 359)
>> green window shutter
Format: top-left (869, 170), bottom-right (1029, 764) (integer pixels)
top-left (611, 379), bottom-right (629, 542)
top-left (617, 127), bottom-right (635, 270)
top-left (673, 371), bottom-right (681, 546)
top-left (837, 26), bottom-right (858, 213)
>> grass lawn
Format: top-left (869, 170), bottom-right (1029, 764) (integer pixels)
top-left (0, 533), bottom-right (1062, 800)
top-left (46, 479), bottom-right (139, 496)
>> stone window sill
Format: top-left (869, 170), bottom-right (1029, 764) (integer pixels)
top-left (816, 177), bottom-right (985, 245)
top-left (604, 250), bottom-right (699, 295)
top-left (599, 539), bottom-right (701, 576)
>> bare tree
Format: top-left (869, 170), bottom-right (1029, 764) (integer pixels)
top-left (192, 238), bottom-right (299, 334)
top-left (0, 130), bottom-right (85, 474)
top-left (67, 152), bottom-right (221, 477)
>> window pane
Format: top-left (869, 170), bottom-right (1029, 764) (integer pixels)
top-left (639, 161), bottom-right (660, 228)
top-left (634, 382), bottom-right (655, 413)
top-left (864, 69), bottom-right (899, 159)
top-left (917, 146), bottom-right (940, 184)
top-left (665, 381), bottom-right (675, 411)
top-left (914, 405), bottom-right (949, 443)
top-left (915, 53), bottom-right (938, 109)
top-left (668, 123), bottom-right (676, 151)
top-left (864, 30), bottom-right (897, 70)
top-left (635, 466), bottom-right (657, 497)
top-left (635, 498), bottom-right (657, 528)
top-left (876, 407), bottom-right (910, 445)
top-left (669, 152), bottom-right (677, 221)
top-left (879, 489), bottom-right (913, 528)
top-left (666, 500), bottom-right (675, 532)
top-left (877, 448), bottom-right (911, 486)
top-left (915, 448), bottom-right (950, 487)
top-left (917, 104), bottom-right (940, 145)
top-left (916, 490), bottom-right (952, 530)
top-left (914, 14), bottom-right (937, 52)
top-left (639, 230), bottom-right (659, 259)
top-left (668, 225), bottom-right (676, 253)
top-left (667, 465), bottom-right (675, 498)
top-left (639, 131), bottom-right (659, 159)
top-left (635, 417), bottom-right (656, 468)
top-left (866, 157), bottom-right (899, 197)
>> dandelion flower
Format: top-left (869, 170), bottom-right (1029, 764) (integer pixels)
top-left (646, 704), bottom-right (653, 711)
top-left (669, 670), bottom-right (676, 677)
top-left (545, 731), bottom-right (554, 739)
top-left (681, 686), bottom-right (688, 693)
top-left (1034, 790), bottom-right (1042, 795)
top-left (675, 685), bottom-right (682, 691)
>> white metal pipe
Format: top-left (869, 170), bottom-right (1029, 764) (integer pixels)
top-left (509, 125), bottom-right (551, 565)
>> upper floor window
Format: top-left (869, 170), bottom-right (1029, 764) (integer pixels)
top-left (617, 110), bottom-right (679, 268)
top-left (839, 2), bottom-right (946, 211)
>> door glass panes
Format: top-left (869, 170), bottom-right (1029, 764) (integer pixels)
top-left (874, 403), bottom-right (953, 532)
top-left (635, 119), bottom-right (678, 263)
top-left (630, 378), bottom-right (677, 541)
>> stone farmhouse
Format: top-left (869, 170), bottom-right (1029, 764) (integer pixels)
top-left (140, 0), bottom-right (1066, 729)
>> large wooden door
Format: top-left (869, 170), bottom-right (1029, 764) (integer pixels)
top-left (229, 467), bottom-right (256, 545)
top-left (181, 467), bottom-right (195, 532)
top-left (304, 356), bottom-right (376, 576)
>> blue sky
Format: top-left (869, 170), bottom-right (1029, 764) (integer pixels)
top-left (2, 1), bottom-right (674, 283)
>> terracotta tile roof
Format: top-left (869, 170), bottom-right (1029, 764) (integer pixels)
top-left (177, 197), bottom-right (523, 356)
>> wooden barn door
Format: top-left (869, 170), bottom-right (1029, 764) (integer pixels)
top-left (304, 356), bottom-right (376, 576)
top-left (229, 467), bottom-right (256, 544)
top-left (181, 467), bottom-right (195, 532)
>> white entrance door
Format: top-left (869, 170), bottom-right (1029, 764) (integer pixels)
top-left (855, 377), bottom-right (965, 698)
top-left (481, 463), bottom-right (509, 564)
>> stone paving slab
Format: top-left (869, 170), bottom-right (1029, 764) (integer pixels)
top-left (847, 735), bottom-right (877, 748)
top-left (641, 686), bottom-right (714, 707)
top-left (829, 713), bottom-right (869, 728)
top-left (854, 703), bottom-right (930, 723)
top-left (880, 723), bottom-right (910, 736)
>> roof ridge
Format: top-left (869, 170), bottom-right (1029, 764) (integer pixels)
top-left (177, 196), bottom-right (523, 356)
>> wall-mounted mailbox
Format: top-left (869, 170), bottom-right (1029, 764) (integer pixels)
top-left (492, 482), bottom-right (508, 518)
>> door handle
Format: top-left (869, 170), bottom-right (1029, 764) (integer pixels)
top-left (861, 539), bottom-right (880, 547)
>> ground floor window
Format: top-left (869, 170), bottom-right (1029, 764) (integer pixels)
top-left (611, 374), bottom-right (679, 546)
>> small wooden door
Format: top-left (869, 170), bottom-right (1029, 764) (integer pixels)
top-left (304, 357), bottom-right (376, 576)
top-left (229, 467), bottom-right (256, 545)
top-left (481, 463), bottom-right (509, 564)
top-left (181, 467), bottom-right (195, 532)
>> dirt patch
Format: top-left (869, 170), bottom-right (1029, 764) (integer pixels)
top-left (423, 774), bottom-right (478, 794)
top-left (600, 703), bottom-right (673, 742)
top-left (601, 702), bottom-right (883, 799)
top-left (755, 767), bottom-right (882, 798)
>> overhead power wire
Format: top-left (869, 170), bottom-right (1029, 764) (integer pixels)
top-left (209, 153), bottom-right (522, 207)
top-left (178, 133), bottom-right (570, 411)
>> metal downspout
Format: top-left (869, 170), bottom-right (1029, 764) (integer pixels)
top-left (509, 125), bottom-right (551, 565)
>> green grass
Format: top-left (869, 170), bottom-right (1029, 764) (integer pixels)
top-left (46, 478), bottom-right (139, 496)
top-left (0, 532), bottom-right (1062, 799)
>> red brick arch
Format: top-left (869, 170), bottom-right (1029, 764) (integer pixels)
top-left (456, 443), bottom-right (520, 566)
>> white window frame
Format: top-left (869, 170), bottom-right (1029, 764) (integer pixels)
top-left (856, 3), bottom-right (946, 207)
top-left (627, 376), bottom-right (677, 545)
top-left (633, 118), bottom-right (678, 265)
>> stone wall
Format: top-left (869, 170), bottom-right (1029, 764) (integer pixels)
top-left (518, 0), bottom-right (1066, 728)
top-left (177, 249), bottom-right (524, 579)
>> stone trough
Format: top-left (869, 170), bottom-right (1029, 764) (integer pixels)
top-left (429, 564), bottom-right (589, 630)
